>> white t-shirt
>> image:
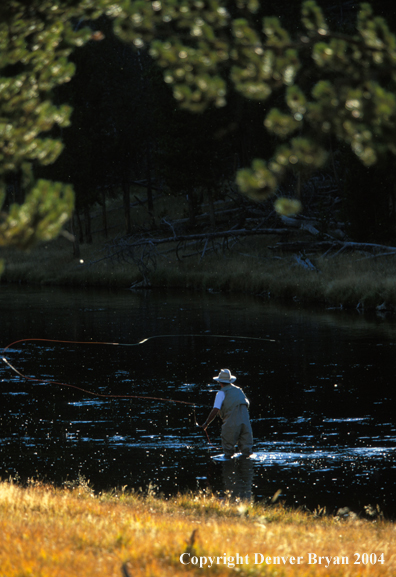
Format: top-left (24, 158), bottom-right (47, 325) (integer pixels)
top-left (213, 390), bottom-right (225, 410)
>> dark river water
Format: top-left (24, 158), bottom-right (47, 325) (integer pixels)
top-left (1, 285), bottom-right (396, 517)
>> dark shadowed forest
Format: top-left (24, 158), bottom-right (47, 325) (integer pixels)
top-left (3, 1), bottom-right (396, 310)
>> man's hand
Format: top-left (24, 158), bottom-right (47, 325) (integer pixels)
top-left (198, 408), bottom-right (219, 431)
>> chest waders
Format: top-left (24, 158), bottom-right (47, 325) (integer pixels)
top-left (219, 384), bottom-right (253, 458)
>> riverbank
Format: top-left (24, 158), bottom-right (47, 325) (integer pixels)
top-left (0, 480), bottom-right (394, 576)
top-left (3, 232), bottom-right (396, 313)
top-left (2, 192), bottom-right (396, 312)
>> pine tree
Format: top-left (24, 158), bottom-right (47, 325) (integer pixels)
top-left (112, 0), bottom-right (396, 217)
top-left (0, 0), bottom-right (111, 261)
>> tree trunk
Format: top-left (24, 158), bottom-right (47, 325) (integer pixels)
top-left (187, 191), bottom-right (196, 227)
top-left (70, 211), bottom-right (81, 258)
top-left (84, 205), bottom-right (92, 244)
top-left (207, 187), bottom-right (216, 229)
top-left (123, 180), bottom-right (131, 234)
top-left (146, 140), bottom-right (154, 216)
top-left (76, 211), bottom-right (84, 244)
top-left (102, 188), bottom-right (108, 239)
top-left (295, 171), bottom-right (301, 199)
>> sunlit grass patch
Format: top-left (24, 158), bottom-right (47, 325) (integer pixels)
top-left (0, 481), bottom-right (395, 576)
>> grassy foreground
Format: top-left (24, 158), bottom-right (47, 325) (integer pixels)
top-left (0, 481), bottom-right (395, 577)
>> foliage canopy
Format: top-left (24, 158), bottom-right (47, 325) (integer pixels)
top-left (112, 0), bottom-right (396, 209)
top-left (0, 0), bottom-right (109, 253)
top-left (2, 0), bottom-right (396, 259)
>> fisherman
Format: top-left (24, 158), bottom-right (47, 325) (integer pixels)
top-left (199, 368), bottom-right (253, 459)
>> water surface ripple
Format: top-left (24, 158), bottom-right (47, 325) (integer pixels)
top-left (1, 286), bottom-right (396, 516)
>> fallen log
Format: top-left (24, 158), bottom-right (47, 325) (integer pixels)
top-left (328, 241), bottom-right (396, 258)
top-left (269, 239), bottom-right (396, 255)
top-left (293, 253), bottom-right (320, 272)
top-left (87, 227), bottom-right (290, 266)
top-left (269, 240), bottom-right (336, 252)
top-left (125, 227), bottom-right (290, 248)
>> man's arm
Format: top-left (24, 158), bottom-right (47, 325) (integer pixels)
top-left (199, 407), bottom-right (219, 430)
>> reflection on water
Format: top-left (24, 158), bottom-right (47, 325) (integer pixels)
top-left (221, 458), bottom-right (255, 501)
top-left (1, 285), bottom-right (396, 516)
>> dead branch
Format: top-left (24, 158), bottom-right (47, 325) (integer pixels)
top-left (84, 227), bottom-right (289, 272)
top-left (126, 227), bottom-right (289, 248)
top-left (293, 253), bottom-right (321, 272)
top-left (356, 251), bottom-right (396, 261)
top-left (161, 218), bottom-right (177, 238)
top-left (269, 239), bottom-right (396, 256)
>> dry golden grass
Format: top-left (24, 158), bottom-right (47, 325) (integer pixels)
top-left (0, 481), bottom-right (395, 577)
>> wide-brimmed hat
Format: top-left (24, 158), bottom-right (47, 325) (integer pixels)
top-left (213, 368), bottom-right (236, 383)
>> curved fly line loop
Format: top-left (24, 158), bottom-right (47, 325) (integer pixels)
top-left (2, 334), bottom-right (276, 449)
